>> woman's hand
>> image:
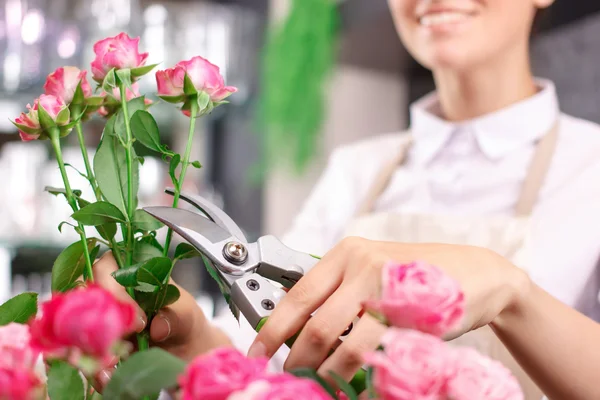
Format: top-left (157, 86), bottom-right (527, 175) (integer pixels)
top-left (248, 237), bottom-right (530, 383)
top-left (92, 252), bottom-right (232, 391)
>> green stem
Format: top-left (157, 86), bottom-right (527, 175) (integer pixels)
top-left (50, 132), bottom-right (94, 282)
top-left (75, 120), bottom-right (125, 270)
top-left (163, 101), bottom-right (199, 256)
top-left (119, 83), bottom-right (135, 272)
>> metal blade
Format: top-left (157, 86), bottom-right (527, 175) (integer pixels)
top-left (144, 206), bottom-right (231, 244)
top-left (164, 188), bottom-right (247, 243)
top-left (143, 206), bottom-right (259, 279)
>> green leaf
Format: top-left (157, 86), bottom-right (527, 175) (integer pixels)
top-left (197, 91), bottom-right (210, 111)
top-left (52, 239), bottom-right (97, 292)
top-left (115, 69), bottom-right (132, 89)
top-left (113, 257), bottom-right (171, 288)
top-left (160, 284), bottom-right (180, 308)
top-left (103, 348), bottom-right (186, 400)
top-left (112, 265), bottom-right (140, 287)
top-left (130, 64), bottom-right (159, 78)
top-left (94, 122), bottom-right (139, 216)
top-left (37, 100), bottom-right (58, 132)
top-left (47, 361), bottom-right (85, 400)
top-left (174, 243), bottom-right (200, 260)
top-left (183, 73), bottom-right (198, 96)
top-left (71, 81), bottom-right (85, 106)
top-left (115, 97), bottom-right (147, 141)
top-left (0, 292), bottom-right (38, 325)
top-left (133, 239), bottom-right (163, 264)
top-left (72, 201), bottom-right (126, 226)
top-left (329, 371), bottom-right (358, 400)
top-left (190, 160), bottom-right (202, 169)
top-left (57, 221), bottom-right (76, 233)
top-left (130, 111), bottom-right (162, 153)
top-left (137, 257), bottom-right (171, 286)
top-left (96, 222), bottom-right (118, 241)
top-left (134, 282), bottom-right (158, 293)
top-left (169, 154), bottom-right (181, 186)
top-left (289, 368), bottom-right (337, 398)
top-left (132, 209), bottom-right (163, 232)
top-left (102, 68), bottom-right (117, 89)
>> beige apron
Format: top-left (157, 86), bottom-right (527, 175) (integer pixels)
top-left (345, 124), bottom-right (559, 400)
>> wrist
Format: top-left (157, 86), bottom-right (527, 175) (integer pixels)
top-left (491, 266), bottom-right (533, 332)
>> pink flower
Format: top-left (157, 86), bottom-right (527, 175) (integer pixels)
top-left (29, 285), bottom-right (137, 369)
top-left (44, 66), bottom-right (92, 104)
top-left (91, 32), bottom-right (148, 82)
top-left (0, 324), bottom-right (39, 370)
top-left (12, 95), bottom-right (70, 141)
top-left (179, 348), bottom-right (268, 400)
top-left (364, 329), bottom-right (454, 400)
top-left (0, 367), bottom-right (42, 400)
top-left (227, 374), bottom-right (332, 400)
top-left (156, 56), bottom-right (237, 111)
top-left (447, 348), bottom-right (523, 400)
top-left (364, 261), bottom-right (465, 336)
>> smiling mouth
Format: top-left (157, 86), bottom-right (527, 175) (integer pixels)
top-left (419, 11), bottom-right (473, 27)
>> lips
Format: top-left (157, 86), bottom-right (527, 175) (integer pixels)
top-left (419, 11), bottom-right (471, 26)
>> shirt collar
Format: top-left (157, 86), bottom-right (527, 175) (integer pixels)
top-left (409, 78), bottom-right (560, 165)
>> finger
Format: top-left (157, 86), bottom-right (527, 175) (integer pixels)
top-left (283, 281), bottom-right (365, 371)
top-left (93, 252), bottom-right (147, 332)
top-left (317, 314), bottom-right (386, 384)
top-left (248, 255), bottom-right (346, 359)
top-left (91, 367), bottom-right (114, 394)
top-left (149, 281), bottom-right (200, 346)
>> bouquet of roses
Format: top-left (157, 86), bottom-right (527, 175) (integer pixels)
top-left (0, 32), bottom-right (524, 400)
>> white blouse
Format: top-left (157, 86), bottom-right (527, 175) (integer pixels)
top-left (213, 79), bottom-right (600, 369)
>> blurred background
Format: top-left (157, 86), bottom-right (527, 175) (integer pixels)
top-left (0, 0), bottom-right (598, 318)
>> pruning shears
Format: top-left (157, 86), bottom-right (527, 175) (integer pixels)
top-left (143, 189), bottom-right (366, 393)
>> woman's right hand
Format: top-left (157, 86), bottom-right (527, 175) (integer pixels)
top-left (92, 252), bottom-right (232, 391)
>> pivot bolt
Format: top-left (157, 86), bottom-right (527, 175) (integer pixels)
top-left (223, 241), bottom-right (248, 264)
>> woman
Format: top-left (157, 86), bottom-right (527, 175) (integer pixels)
top-left (260, 0), bottom-right (600, 397)
top-left (97, 0), bottom-right (600, 397)
top-left (93, 238), bottom-right (600, 400)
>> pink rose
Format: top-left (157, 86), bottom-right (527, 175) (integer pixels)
top-left (364, 328), bottom-right (454, 400)
top-left (227, 374), bottom-right (332, 400)
top-left (44, 66), bottom-right (92, 104)
top-left (156, 56), bottom-right (237, 113)
top-left (0, 367), bottom-right (42, 400)
top-left (364, 261), bottom-right (465, 336)
top-left (447, 348), bottom-right (523, 400)
top-left (29, 284), bottom-right (137, 369)
top-left (0, 323), bottom-right (39, 370)
top-left (179, 347), bottom-right (268, 400)
top-left (91, 32), bottom-right (148, 82)
top-left (13, 95), bottom-right (70, 141)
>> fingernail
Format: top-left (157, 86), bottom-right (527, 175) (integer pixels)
top-left (153, 314), bottom-right (171, 343)
top-left (99, 370), bottom-right (111, 386)
top-left (135, 315), bottom-right (147, 333)
top-left (247, 341), bottom-right (267, 358)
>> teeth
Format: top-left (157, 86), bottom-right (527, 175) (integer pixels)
top-left (420, 12), bottom-right (468, 26)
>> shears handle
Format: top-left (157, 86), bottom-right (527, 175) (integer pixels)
top-left (255, 317), bottom-right (367, 394)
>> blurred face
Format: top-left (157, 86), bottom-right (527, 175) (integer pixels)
top-left (388, 0), bottom-right (551, 71)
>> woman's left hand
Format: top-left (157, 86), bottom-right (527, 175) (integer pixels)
top-left (247, 237), bottom-right (527, 383)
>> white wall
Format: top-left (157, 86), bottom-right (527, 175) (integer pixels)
top-left (263, 64), bottom-right (408, 236)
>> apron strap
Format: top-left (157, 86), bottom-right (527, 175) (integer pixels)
top-left (355, 122), bottom-right (560, 217)
top-left (514, 122), bottom-right (560, 216)
top-left (355, 135), bottom-right (413, 216)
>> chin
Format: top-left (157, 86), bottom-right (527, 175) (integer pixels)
top-left (413, 44), bottom-right (483, 73)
